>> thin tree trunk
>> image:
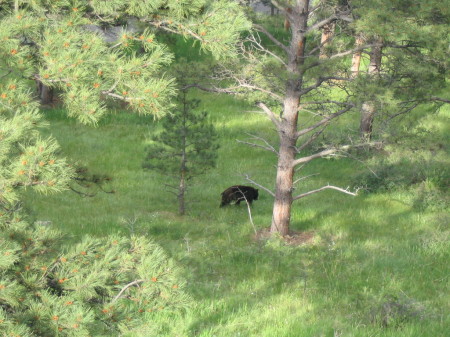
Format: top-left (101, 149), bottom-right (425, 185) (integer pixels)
top-left (271, 0), bottom-right (309, 236)
top-left (36, 80), bottom-right (54, 105)
top-left (178, 168), bottom-right (186, 215)
top-left (319, 22), bottom-right (335, 59)
top-left (178, 91), bottom-right (188, 215)
top-left (360, 38), bottom-right (382, 141)
top-left (351, 35), bottom-right (364, 77)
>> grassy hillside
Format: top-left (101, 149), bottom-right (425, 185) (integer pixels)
top-left (23, 92), bottom-right (449, 336)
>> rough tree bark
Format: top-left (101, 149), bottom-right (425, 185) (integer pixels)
top-left (270, 0), bottom-right (309, 236)
top-left (351, 34), bottom-right (364, 77)
top-left (178, 92), bottom-right (188, 216)
top-left (178, 165), bottom-right (186, 215)
top-left (36, 81), bottom-right (54, 105)
top-left (319, 22), bottom-right (335, 59)
top-left (360, 38), bottom-right (382, 140)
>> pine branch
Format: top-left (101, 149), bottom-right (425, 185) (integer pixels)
top-left (247, 33), bottom-right (287, 66)
top-left (295, 126), bottom-right (327, 153)
top-left (329, 43), bottom-right (378, 59)
top-left (253, 24), bottom-right (289, 53)
top-left (293, 185), bottom-right (359, 201)
top-left (112, 279), bottom-right (144, 303)
top-left (295, 104), bottom-right (354, 139)
top-left (293, 173), bottom-right (320, 186)
top-left (306, 12), bottom-right (353, 34)
top-left (300, 77), bottom-right (352, 96)
top-left (431, 96), bottom-right (450, 104)
top-left (1, 70), bottom-right (12, 80)
top-left (237, 133), bottom-right (278, 154)
top-left (292, 148), bottom-right (338, 167)
top-left (292, 142), bottom-right (383, 168)
top-left (243, 174), bottom-right (275, 198)
top-left (256, 102), bottom-right (281, 129)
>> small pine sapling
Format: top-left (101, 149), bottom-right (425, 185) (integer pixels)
top-left (143, 91), bottom-right (219, 215)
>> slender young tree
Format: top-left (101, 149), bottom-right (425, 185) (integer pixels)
top-left (143, 90), bottom-right (219, 215)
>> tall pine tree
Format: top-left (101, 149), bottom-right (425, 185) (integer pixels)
top-left (209, 0), bottom-right (448, 236)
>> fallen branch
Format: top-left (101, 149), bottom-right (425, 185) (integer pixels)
top-left (236, 186), bottom-right (257, 235)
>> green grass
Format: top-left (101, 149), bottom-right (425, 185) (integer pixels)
top-left (23, 94), bottom-right (449, 336)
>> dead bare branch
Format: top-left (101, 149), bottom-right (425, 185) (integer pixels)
top-left (295, 126), bottom-right (327, 153)
top-left (292, 142), bottom-right (382, 168)
top-left (257, 102), bottom-right (281, 129)
top-left (299, 76), bottom-right (352, 96)
top-left (252, 24), bottom-right (289, 53)
top-left (293, 185), bottom-right (358, 201)
top-left (235, 186), bottom-right (257, 235)
top-left (292, 148), bottom-right (338, 167)
top-left (295, 105), bottom-right (354, 139)
top-left (112, 279), bottom-right (144, 303)
top-left (182, 83), bottom-right (237, 95)
top-left (306, 15), bottom-right (337, 33)
top-left (237, 133), bottom-right (278, 154)
top-left (247, 33), bottom-right (287, 66)
top-left (329, 43), bottom-right (377, 59)
top-left (244, 174), bottom-right (275, 198)
top-left (306, 8), bottom-right (353, 34)
top-left (293, 173), bottom-right (320, 185)
top-left (237, 140), bottom-right (276, 153)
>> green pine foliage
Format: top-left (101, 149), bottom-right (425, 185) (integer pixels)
top-left (0, 0), bottom-right (250, 125)
top-left (350, 0), bottom-right (449, 124)
top-left (0, 223), bottom-right (191, 335)
top-left (0, 1), bottom-right (250, 335)
top-left (0, 78), bottom-right (191, 334)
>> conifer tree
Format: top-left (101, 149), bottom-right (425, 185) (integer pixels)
top-left (210, 0), bottom-right (448, 236)
top-left (143, 88), bottom-right (219, 215)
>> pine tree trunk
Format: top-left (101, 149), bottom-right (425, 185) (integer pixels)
top-left (178, 168), bottom-right (186, 216)
top-left (360, 38), bottom-right (382, 141)
top-left (351, 35), bottom-right (364, 77)
top-left (178, 92), bottom-right (188, 216)
top-left (319, 22), bottom-right (335, 59)
top-left (270, 93), bottom-right (298, 236)
top-left (360, 102), bottom-right (375, 140)
top-left (270, 0), bottom-right (309, 236)
top-left (36, 80), bottom-right (54, 105)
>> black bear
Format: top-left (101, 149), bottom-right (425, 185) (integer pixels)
top-left (220, 185), bottom-right (259, 207)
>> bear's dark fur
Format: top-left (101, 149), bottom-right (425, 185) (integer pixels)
top-left (220, 185), bottom-right (259, 207)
